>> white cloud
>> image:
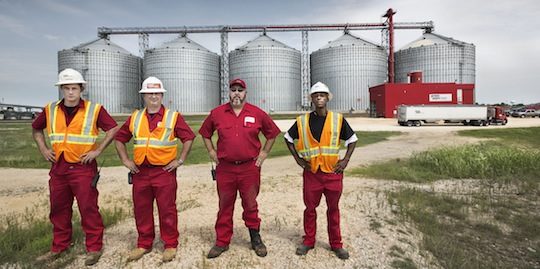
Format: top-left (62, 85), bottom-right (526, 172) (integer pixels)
top-left (35, 0), bottom-right (89, 17)
top-left (44, 34), bottom-right (60, 40)
top-left (0, 0), bottom-right (539, 105)
top-left (0, 14), bottom-right (33, 38)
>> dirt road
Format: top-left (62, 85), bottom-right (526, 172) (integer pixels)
top-left (1, 117), bottom-right (538, 268)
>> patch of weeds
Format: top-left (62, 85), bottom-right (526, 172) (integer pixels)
top-left (369, 219), bottom-right (382, 232)
top-left (388, 188), bottom-right (540, 269)
top-left (391, 257), bottom-right (417, 269)
top-left (0, 206), bottom-right (129, 268)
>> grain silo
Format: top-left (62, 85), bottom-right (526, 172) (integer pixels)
top-left (229, 34), bottom-right (301, 112)
top-left (58, 38), bottom-right (141, 113)
top-left (143, 35), bottom-right (220, 113)
top-left (310, 33), bottom-right (387, 111)
top-left (395, 32), bottom-right (475, 84)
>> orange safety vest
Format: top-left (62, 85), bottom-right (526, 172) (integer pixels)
top-left (296, 111), bottom-right (343, 173)
top-left (45, 100), bottom-right (101, 163)
top-left (129, 108), bottom-right (179, 165)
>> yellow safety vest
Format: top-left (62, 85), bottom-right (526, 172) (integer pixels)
top-left (45, 100), bottom-right (101, 163)
top-left (129, 108), bottom-right (178, 165)
top-left (296, 111), bottom-right (343, 173)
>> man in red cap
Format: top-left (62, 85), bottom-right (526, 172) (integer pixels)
top-left (199, 78), bottom-right (281, 258)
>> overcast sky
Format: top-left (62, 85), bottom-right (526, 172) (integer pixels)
top-left (0, 0), bottom-right (539, 107)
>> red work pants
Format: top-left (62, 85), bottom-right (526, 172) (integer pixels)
top-left (132, 166), bottom-right (178, 249)
top-left (214, 160), bottom-right (261, 247)
top-left (302, 170), bottom-right (343, 249)
top-left (49, 169), bottom-right (104, 252)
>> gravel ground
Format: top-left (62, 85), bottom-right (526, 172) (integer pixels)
top-left (1, 117), bottom-right (539, 268)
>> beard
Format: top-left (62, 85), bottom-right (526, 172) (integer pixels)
top-left (231, 96), bottom-right (244, 106)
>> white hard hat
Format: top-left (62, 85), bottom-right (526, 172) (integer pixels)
top-left (310, 82), bottom-right (333, 100)
top-left (55, 68), bottom-right (87, 86)
top-left (140, 77), bottom-right (166, 93)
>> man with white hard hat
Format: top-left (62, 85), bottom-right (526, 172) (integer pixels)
top-left (284, 81), bottom-right (358, 260)
top-left (32, 68), bottom-right (119, 266)
top-left (115, 76), bottom-right (195, 263)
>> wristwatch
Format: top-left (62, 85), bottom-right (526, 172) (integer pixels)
top-left (178, 159), bottom-right (184, 165)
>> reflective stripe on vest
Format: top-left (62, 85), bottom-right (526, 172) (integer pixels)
top-left (132, 108), bottom-right (177, 148)
top-left (45, 100), bottom-right (101, 163)
top-left (297, 111), bottom-right (341, 160)
top-left (296, 111), bottom-right (343, 173)
top-left (130, 108), bottom-right (178, 165)
top-left (47, 101), bottom-right (99, 145)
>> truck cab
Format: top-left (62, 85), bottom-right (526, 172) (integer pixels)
top-left (488, 106), bottom-right (508, 125)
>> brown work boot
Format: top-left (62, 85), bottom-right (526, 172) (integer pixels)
top-left (206, 245), bottom-right (229, 259)
top-left (162, 248), bottom-right (176, 263)
top-left (332, 248), bottom-right (350, 260)
top-left (36, 251), bottom-right (64, 262)
top-left (126, 247), bottom-right (151, 262)
top-left (84, 250), bottom-right (102, 266)
top-left (249, 229), bottom-right (267, 257)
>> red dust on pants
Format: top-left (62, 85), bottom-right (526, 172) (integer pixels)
top-left (49, 168), bottom-right (104, 252)
top-left (302, 169), bottom-right (343, 249)
top-left (214, 160), bottom-right (261, 247)
top-left (132, 166), bottom-right (179, 249)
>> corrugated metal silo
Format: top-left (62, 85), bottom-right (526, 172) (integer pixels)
top-left (395, 32), bottom-right (475, 84)
top-left (229, 34), bottom-right (301, 111)
top-left (311, 33), bottom-right (387, 111)
top-left (58, 38), bottom-right (141, 113)
top-left (144, 35), bottom-right (220, 113)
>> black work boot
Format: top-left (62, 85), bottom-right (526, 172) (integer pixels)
top-left (332, 248), bottom-right (350, 260)
top-left (207, 245), bottom-right (229, 259)
top-left (295, 244), bottom-right (314, 256)
top-left (249, 228), bottom-right (267, 257)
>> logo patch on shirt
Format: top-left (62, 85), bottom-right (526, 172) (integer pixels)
top-left (244, 116), bottom-right (255, 127)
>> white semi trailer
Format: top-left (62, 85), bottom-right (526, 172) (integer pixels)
top-left (397, 105), bottom-right (508, 127)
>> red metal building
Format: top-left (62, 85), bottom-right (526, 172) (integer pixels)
top-left (369, 72), bottom-right (475, 118)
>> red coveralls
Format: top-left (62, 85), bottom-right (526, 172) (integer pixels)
top-left (285, 112), bottom-right (356, 249)
top-left (32, 100), bottom-right (117, 253)
top-left (115, 106), bottom-right (195, 249)
top-left (302, 170), bottom-right (343, 249)
top-left (199, 102), bottom-right (280, 247)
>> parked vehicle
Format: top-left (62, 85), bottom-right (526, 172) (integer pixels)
top-left (0, 106), bottom-right (39, 120)
top-left (511, 109), bottom-right (538, 118)
top-left (397, 105), bottom-right (508, 126)
top-left (2, 107), bottom-right (19, 120)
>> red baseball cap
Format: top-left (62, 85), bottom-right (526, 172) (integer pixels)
top-left (229, 78), bottom-right (246, 89)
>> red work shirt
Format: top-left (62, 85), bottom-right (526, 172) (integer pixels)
top-left (115, 106), bottom-right (196, 165)
top-left (198, 102), bottom-right (281, 162)
top-left (32, 99), bottom-right (118, 175)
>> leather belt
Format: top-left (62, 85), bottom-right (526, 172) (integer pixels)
top-left (224, 160), bottom-right (251, 165)
top-left (140, 164), bottom-right (163, 168)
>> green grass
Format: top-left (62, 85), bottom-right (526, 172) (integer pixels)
top-left (391, 258), bottom-right (417, 269)
top-left (0, 121), bottom-right (400, 168)
top-left (352, 127), bottom-right (540, 192)
top-left (352, 143), bottom-right (540, 190)
top-left (458, 127), bottom-right (540, 149)
top-left (352, 127), bottom-right (540, 268)
top-left (0, 206), bottom-right (129, 269)
top-left (388, 189), bottom-right (540, 269)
